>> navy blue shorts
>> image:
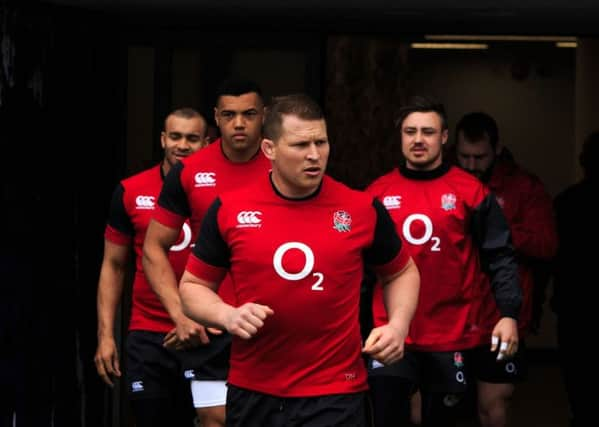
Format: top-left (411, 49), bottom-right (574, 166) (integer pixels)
top-left (126, 330), bottom-right (230, 399)
top-left (368, 350), bottom-right (470, 393)
top-left (225, 384), bottom-right (368, 427)
top-left (471, 342), bottom-right (528, 383)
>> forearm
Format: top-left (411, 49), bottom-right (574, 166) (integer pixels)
top-left (142, 248), bottom-right (187, 323)
top-left (179, 275), bottom-right (232, 330)
top-left (143, 219), bottom-right (192, 324)
top-left (382, 258), bottom-right (420, 333)
top-left (96, 266), bottom-right (126, 340)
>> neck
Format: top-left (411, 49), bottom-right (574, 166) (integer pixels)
top-left (161, 160), bottom-right (171, 177)
top-left (222, 142), bottom-right (261, 163)
top-left (270, 171), bottom-right (321, 199)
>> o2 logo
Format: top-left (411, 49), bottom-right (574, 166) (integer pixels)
top-left (401, 213), bottom-right (441, 251)
top-left (272, 242), bottom-right (325, 291)
top-left (169, 223), bottom-right (192, 252)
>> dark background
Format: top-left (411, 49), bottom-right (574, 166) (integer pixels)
top-left (1, 0), bottom-right (597, 425)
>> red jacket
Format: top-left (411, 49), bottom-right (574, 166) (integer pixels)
top-left (479, 159), bottom-right (558, 336)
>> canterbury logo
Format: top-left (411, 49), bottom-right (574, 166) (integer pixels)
top-left (135, 195), bottom-right (155, 209)
top-left (194, 172), bottom-right (216, 187)
top-left (236, 211), bottom-right (262, 228)
top-left (383, 195), bottom-right (401, 209)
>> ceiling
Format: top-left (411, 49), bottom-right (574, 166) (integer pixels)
top-left (39, 0), bottom-right (599, 35)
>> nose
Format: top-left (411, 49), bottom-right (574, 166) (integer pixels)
top-left (233, 114), bottom-right (245, 129)
top-left (464, 157), bottom-right (476, 170)
top-left (177, 137), bottom-right (192, 151)
top-left (413, 130), bottom-right (426, 143)
top-left (306, 143), bottom-right (320, 160)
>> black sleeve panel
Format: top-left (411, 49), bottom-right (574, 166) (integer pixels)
top-left (364, 199), bottom-right (403, 266)
top-left (158, 162), bottom-right (191, 218)
top-left (107, 183), bottom-right (134, 237)
top-left (192, 197), bottom-right (230, 268)
top-left (471, 193), bottom-right (522, 319)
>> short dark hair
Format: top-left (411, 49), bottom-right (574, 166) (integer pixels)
top-left (165, 107), bottom-right (205, 130)
top-left (263, 93), bottom-right (324, 142)
top-left (394, 95), bottom-right (448, 131)
top-left (580, 130), bottom-right (599, 176)
top-left (215, 78), bottom-right (264, 106)
top-left (455, 112), bottom-right (499, 149)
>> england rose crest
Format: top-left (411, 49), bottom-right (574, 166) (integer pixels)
top-left (333, 210), bottom-right (352, 232)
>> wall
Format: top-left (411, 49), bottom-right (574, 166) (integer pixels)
top-left (406, 43), bottom-right (577, 349)
top-left (406, 43), bottom-right (576, 197)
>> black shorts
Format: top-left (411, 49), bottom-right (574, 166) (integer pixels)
top-left (368, 350), bottom-right (471, 393)
top-left (182, 331), bottom-right (231, 381)
top-left (126, 330), bottom-right (230, 399)
top-left (471, 341), bottom-right (528, 384)
top-left (225, 384), bottom-right (368, 427)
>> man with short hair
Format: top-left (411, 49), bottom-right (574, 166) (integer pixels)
top-left (143, 79), bottom-right (270, 427)
top-left (367, 96), bottom-right (521, 427)
top-left (95, 107), bottom-right (209, 426)
top-left (455, 111), bottom-right (558, 427)
top-left (179, 93), bottom-right (420, 427)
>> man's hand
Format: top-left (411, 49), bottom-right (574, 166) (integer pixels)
top-left (163, 317), bottom-right (211, 350)
top-left (94, 337), bottom-right (121, 387)
top-left (491, 317), bottom-right (519, 361)
top-left (224, 302), bottom-right (274, 339)
top-left (363, 324), bottom-right (407, 366)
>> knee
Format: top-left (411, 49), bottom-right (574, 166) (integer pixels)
top-left (196, 405), bottom-right (225, 427)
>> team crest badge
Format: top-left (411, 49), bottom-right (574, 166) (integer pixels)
top-left (453, 351), bottom-right (464, 368)
top-left (333, 210), bottom-right (352, 232)
top-left (441, 193), bottom-right (457, 211)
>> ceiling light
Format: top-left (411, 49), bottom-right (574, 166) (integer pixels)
top-left (556, 42), bottom-right (577, 48)
top-left (425, 35), bottom-right (576, 42)
top-left (410, 43), bottom-right (488, 50)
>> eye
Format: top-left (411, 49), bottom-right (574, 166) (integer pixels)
top-left (186, 135), bottom-right (202, 143)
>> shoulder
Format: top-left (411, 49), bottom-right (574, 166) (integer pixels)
top-left (181, 139), bottom-right (222, 169)
top-left (120, 164), bottom-right (161, 191)
top-left (498, 161), bottom-right (544, 189)
top-left (218, 176), bottom-right (268, 205)
top-left (328, 175), bottom-right (371, 198)
top-left (322, 176), bottom-right (379, 218)
top-left (446, 165), bottom-right (486, 191)
top-left (446, 164), bottom-right (480, 185)
top-left (365, 168), bottom-right (399, 195)
top-left (444, 166), bottom-right (490, 206)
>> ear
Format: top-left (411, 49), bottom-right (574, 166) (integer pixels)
top-left (213, 107), bottom-right (219, 127)
top-left (160, 131), bottom-right (167, 149)
top-left (441, 129), bottom-right (449, 145)
top-left (495, 142), bottom-right (503, 155)
top-left (261, 138), bottom-right (276, 160)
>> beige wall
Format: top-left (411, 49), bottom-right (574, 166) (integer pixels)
top-left (406, 45), bottom-right (576, 197)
